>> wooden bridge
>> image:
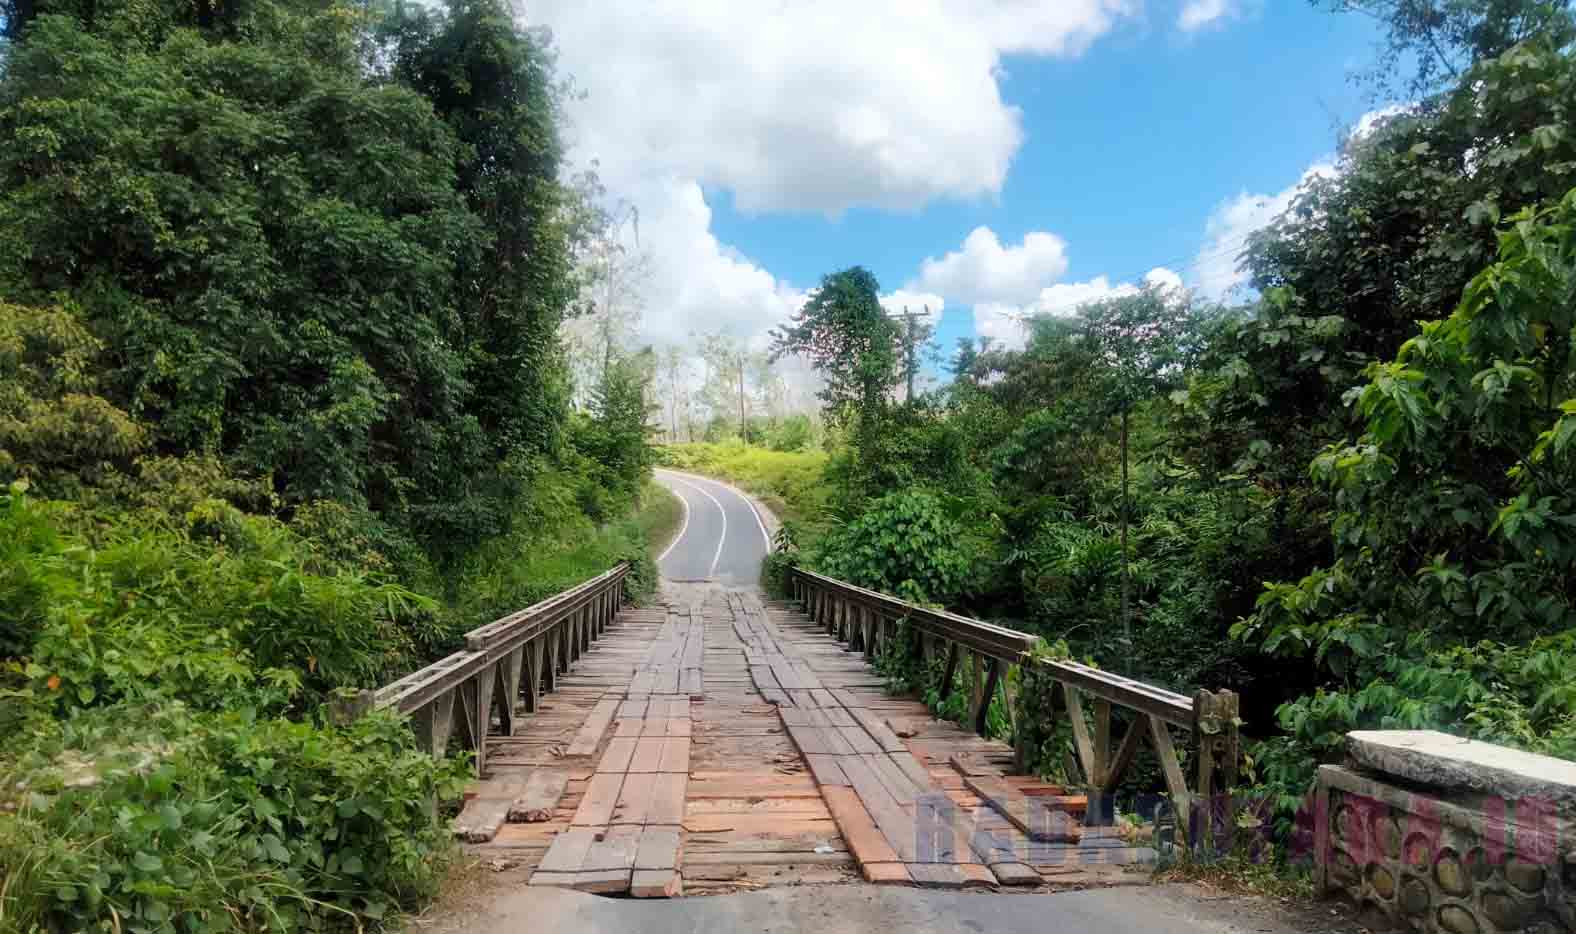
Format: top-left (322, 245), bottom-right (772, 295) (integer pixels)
top-left (354, 561), bottom-right (1242, 899)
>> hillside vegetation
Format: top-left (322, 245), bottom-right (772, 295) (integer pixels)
top-left (0, 0), bottom-right (661, 928)
top-left (731, 0), bottom-right (1576, 846)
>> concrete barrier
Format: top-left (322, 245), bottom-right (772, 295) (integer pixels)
top-left (1315, 730), bottom-right (1574, 933)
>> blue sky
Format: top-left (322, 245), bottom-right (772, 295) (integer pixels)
top-left (536, 0), bottom-right (1390, 386)
top-left (704, 4), bottom-right (1383, 355)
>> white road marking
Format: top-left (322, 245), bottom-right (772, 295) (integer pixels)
top-left (658, 468), bottom-right (773, 553)
top-left (666, 474), bottom-right (727, 579)
top-left (657, 477), bottom-right (692, 563)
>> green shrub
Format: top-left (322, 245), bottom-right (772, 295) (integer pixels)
top-left (3, 492), bottom-right (443, 714)
top-left (811, 488), bottom-right (999, 605)
top-left (0, 703), bottom-right (467, 931)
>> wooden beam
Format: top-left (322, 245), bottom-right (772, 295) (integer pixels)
top-left (974, 657), bottom-right (1000, 735)
top-left (1062, 684), bottom-right (1098, 786)
top-left (1148, 715), bottom-right (1190, 838)
top-left (1093, 698), bottom-right (1110, 786)
top-left (1100, 713), bottom-right (1148, 795)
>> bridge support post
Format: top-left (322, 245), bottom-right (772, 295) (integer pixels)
top-left (974, 657), bottom-right (1000, 736)
top-left (1190, 689), bottom-right (1240, 855)
top-left (496, 648), bottom-right (523, 736)
top-left (412, 692), bottom-right (456, 758)
top-left (523, 638), bottom-right (542, 713)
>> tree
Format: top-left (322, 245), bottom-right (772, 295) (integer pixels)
top-left (655, 344), bottom-right (691, 441)
top-left (0, 0), bottom-right (582, 556)
top-left (561, 181), bottom-right (648, 409)
top-left (1239, 188), bottom-right (1576, 766)
top-left (1320, 0), bottom-right (1574, 97)
top-left (698, 332), bottom-right (768, 440)
top-left (771, 267), bottom-right (899, 439)
top-left (892, 306), bottom-right (936, 404)
top-left (1081, 290), bottom-right (1197, 660)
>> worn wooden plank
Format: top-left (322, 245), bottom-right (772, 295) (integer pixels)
top-left (987, 861), bottom-right (1042, 886)
top-left (908, 862), bottom-right (995, 889)
top-left (821, 785), bottom-right (901, 866)
top-left (597, 737), bottom-right (637, 773)
top-left (536, 826), bottom-right (598, 873)
top-left (612, 773), bottom-right (655, 826)
top-left (629, 736), bottom-right (665, 773)
top-left (658, 737), bottom-right (691, 774)
top-left (839, 726), bottom-right (883, 756)
top-left (1148, 715), bottom-right (1191, 831)
top-left (838, 755), bottom-right (916, 861)
top-left (571, 773), bottom-right (624, 826)
top-left (804, 754), bottom-right (851, 787)
top-left (508, 769), bottom-right (569, 822)
top-left (862, 861), bottom-right (914, 884)
top-left (1062, 685), bottom-right (1099, 785)
top-left (962, 774), bottom-right (1083, 844)
top-left (849, 707), bottom-right (907, 753)
top-left (649, 773), bottom-right (688, 825)
top-left (630, 869), bottom-right (682, 898)
top-left (864, 753), bottom-right (923, 806)
top-left (566, 697), bottom-right (619, 757)
top-left (452, 796), bottom-right (512, 843)
top-left (635, 826), bottom-right (682, 870)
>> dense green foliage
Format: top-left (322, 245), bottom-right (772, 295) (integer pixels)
top-left (0, 0), bottom-right (664, 927)
top-left (673, 2), bottom-right (1576, 840)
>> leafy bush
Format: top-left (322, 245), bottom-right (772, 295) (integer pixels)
top-left (1, 702), bottom-right (467, 931)
top-left (3, 491), bottom-right (443, 715)
top-left (811, 488), bottom-right (1000, 605)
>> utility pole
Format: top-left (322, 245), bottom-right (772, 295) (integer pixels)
top-left (737, 356), bottom-right (746, 441)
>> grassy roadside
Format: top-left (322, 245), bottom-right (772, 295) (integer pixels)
top-left (636, 480), bottom-right (685, 563)
top-left (655, 442), bottom-right (829, 532)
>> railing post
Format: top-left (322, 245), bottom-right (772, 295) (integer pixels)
top-left (411, 691), bottom-right (456, 758)
top-left (1191, 689), bottom-right (1240, 855)
top-left (328, 688), bottom-right (376, 726)
top-left (974, 657), bottom-right (1000, 736)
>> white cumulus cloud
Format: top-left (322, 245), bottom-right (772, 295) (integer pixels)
top-left (916, 226), bottom-right (1071, 307)
top-left (1178, 0), bottom-right (1237, 32)
top-left (525, 0), bottom-right (1138, 352)
top-left (971, 267), bottom-right (1183, 351)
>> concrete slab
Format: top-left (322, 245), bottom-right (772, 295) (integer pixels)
top-left (1347, 730), bottom-right (1576, 806)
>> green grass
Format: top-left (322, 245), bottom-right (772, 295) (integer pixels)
top-left (636, 480), bottom-right (685, 561)
top-left (657, 441), bottom-right (829, 529)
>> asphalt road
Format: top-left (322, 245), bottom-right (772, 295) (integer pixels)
top-left (652, 469), bottom-right (772, 585)
top-left (437, 882), bottom-right (1344, 934)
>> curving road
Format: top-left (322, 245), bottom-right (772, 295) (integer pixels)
top-left (653, 469), bottom-right (771, 584)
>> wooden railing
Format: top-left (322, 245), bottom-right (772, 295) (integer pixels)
top-left (787, 567), bottom-right (1240, 838)
top-left (339, 564), bottom-right (630, 775)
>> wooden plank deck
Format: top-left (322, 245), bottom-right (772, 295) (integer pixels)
top-left (462, 583), bottom-right (1154, 897)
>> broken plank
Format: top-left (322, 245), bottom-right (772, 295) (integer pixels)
top-left (452, 796), bottom-right (512, 843)
top-left (962, 774), bottom-right (1083, 843)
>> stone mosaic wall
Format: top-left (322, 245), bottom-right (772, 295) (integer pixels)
top-left (1322, 775), bottom-right (1573, 933)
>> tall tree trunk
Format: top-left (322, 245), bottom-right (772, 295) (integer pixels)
top-left (738, 364), bottom-right (746, 440)
top-left (1120, 406), bottom-right (1131, 675)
